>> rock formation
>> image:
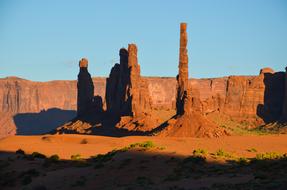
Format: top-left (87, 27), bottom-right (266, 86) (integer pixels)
top-left (105, 48), bottom-right (130, 116)
top-left (155, 23), bottom-right (227, 137)
top-left (1, 69), bottom-right (287, 138)
top-left (127, 44), bottom-right (152, 117)
top-left (54, 58), bottom-right (104, 134)
top-left (77, 58), bottom-right (95, 116)
top-left (176, 23), bottom-right (190, 115)
top-left (105, 44), bottom-right (155, 132)
top-left (106, 45), bottom-right (152, 117)
top-left (282, 67), bottom-right (287, 121)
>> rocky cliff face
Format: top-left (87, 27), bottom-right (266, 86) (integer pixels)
top-left (0, 70), bottom-right (286, 137)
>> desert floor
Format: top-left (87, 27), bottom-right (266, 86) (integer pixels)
top-left (1, 134), bottom-right (287, 190)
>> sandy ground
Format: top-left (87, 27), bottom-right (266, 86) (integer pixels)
top-left (1, 134), bottom-right (287, 190)
top-left (1, 134), bottom-right (287, 159)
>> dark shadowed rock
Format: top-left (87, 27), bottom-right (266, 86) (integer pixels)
top-left (282, 67), bottom-right (287, 121)
top-left (106, 44), bottom-right (156, 132)
top-left (77, 58), bottom-right (95, 116)
top-left (105, 48), bottom-right (131, 116)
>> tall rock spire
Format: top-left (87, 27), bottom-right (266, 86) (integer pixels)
top-left (282, 67), bottom-right (287, 121)
top-left (127, 44), bottom-right (143, 117)
top-left (156, 23), bottom-right (227, 137)
top-left (176, 23), bottom-right (190, 115)
top-left (77, 58), bottom-right (94, 116)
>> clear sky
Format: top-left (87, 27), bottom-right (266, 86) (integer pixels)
top-left (0, 0), bottom-right (286, 81)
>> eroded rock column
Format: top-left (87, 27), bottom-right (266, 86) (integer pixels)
top-left (282, 67), bottom-right (287, 121)
top-left (176, 23), bottom-right (190, 115)
top-left (127, 44), bottom-right (143, 117)
top-left (77, 58), bottom-right (94, 116)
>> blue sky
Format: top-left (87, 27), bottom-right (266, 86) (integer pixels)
top-left (0, 0), bottom-right (286, 81)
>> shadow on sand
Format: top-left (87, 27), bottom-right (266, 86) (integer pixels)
top-left (0, 148), bottom-right (287, 189)
top-left (13, 108), bottom-right (76, 135)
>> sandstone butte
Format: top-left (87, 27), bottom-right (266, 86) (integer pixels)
top-left (0, 23), bottom-right (286, 138)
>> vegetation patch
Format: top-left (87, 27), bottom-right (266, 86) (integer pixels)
top-left (214, 149), bottom-right (232, 158)
top-left (255, 152), bottom-right (285, 160)
top-left (235, 157), bottom-right (250, 166)
top-left (193, 148), bottom-right (208, 157)
top-left (71, 154), bottom-right (82, 161)
top-left (91, 150), bottom-right (117, 163)
top-left (128, 141), bottom-right (155, 149)
top-left (15, 149), bottom-right (25, 155)
top-left (48, 154), bottom-right (60, 162)
top-left (247, 148), bottom-right (257, 152)
top-left (31, 152), bottom-right (46, 159)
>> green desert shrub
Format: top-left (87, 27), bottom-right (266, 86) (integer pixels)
top-left (71, 154), bottom-right (82, 161)
top-left (247, 148), bottom-right (257, 153)
top-left (193, 148), bottom-right (208, 156)
top-left (16, 149), bottom-right (25, 155)
top-left (236, 157), bottom-right (249, 166)
top-left (255, 152), bottom-right (283, 160)
top-left (43, 154), bottom-right (60, 167)
top-left (91, 150), bottom-right (117, 163)
top-left (49, 154), bottom-right (60, 162)
top-left (129, 141), bottom-right (155, 149)
top-left (31, 152), bottom-right (46, 159)
top-left (215, 149), bottom-right (232, 158)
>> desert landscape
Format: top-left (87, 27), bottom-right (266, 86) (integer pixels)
top-left (1, 1), bottom-right (287, 190)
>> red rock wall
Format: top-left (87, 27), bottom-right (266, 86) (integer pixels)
top-left (0, 70), bottom-right (285, 137)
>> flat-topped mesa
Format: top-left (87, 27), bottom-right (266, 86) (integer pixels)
top-left (77, 58), bottom-right (94, 116)
top-left (176, 22), bottom-right (190, 115)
